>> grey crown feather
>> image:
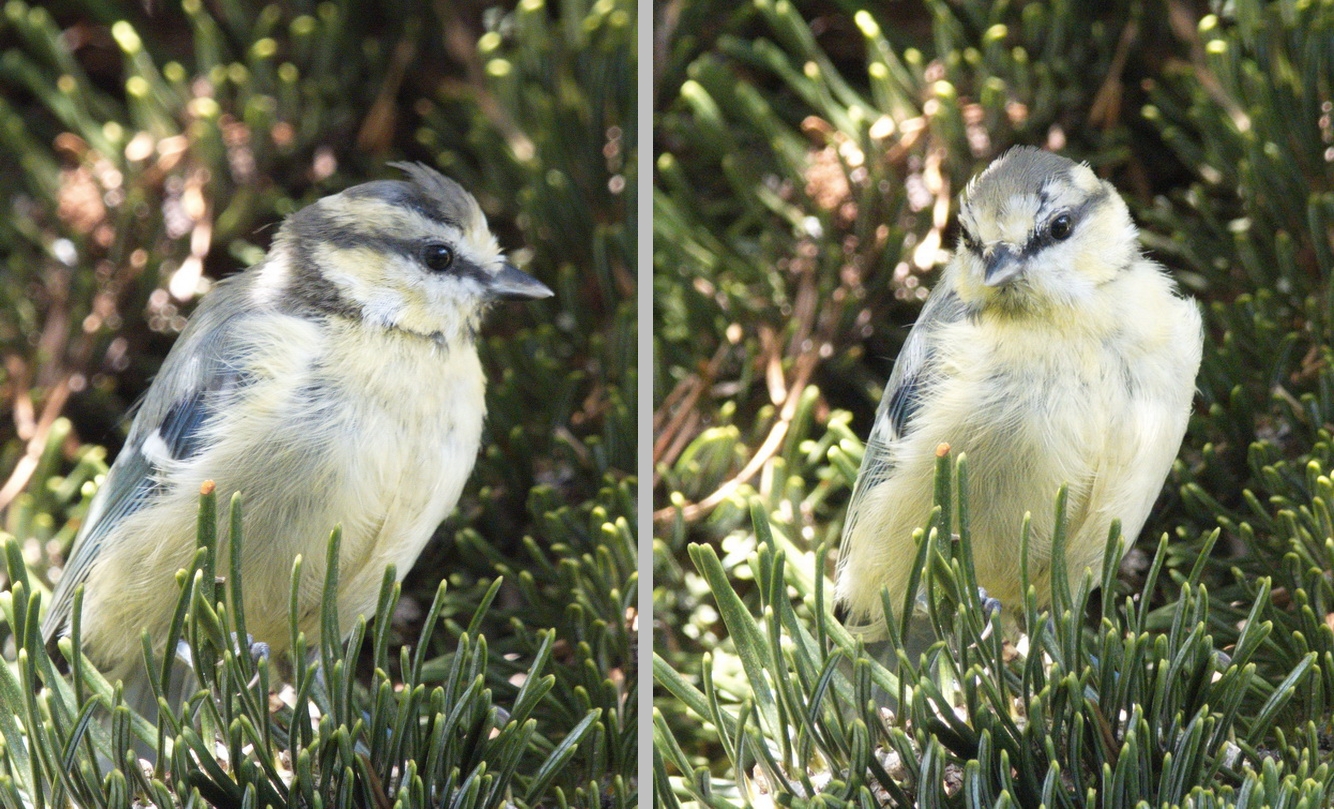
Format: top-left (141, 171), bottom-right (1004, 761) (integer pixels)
top-left (964, 146), bottom-right (1081, 213)
top-left (387, 161), bottom-right (477, 226)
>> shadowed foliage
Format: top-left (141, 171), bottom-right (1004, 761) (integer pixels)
top-left (654, 0), bottom-right (1334, 805)
top-left (0, 0), bottom-right (636, 806)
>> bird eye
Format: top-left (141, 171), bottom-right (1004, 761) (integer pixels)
top-left (1049, 214), bottom-right (1073, 241)
top-left (421, 243), bottom-right (455, 272)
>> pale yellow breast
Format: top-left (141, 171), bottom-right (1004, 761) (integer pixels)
top-left (77, 317), bottom-right (487, 671)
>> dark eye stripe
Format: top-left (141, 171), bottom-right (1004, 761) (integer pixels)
top-left (960, 224), bottom-right (982, 253)
top-left (290, 208), bottom-right (483, 276)
top-left (1019, 188), bottom-right (1109, 258)
top-left (316, 231), bottom-right (492, 287)
top-left (282, 206), bottom-right (494, 318)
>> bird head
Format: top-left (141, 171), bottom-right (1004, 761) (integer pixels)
top-left (952, 147), bottom-right (1138, 312)
top-left (268, 162), bottom-right (552, 345)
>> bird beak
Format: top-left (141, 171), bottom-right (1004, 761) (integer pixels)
top-left (982, 243), bottom-right (1023, 287)
top-left (489, 262), bottom-right (554, 300)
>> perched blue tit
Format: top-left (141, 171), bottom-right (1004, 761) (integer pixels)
top-left (836, 147), bottom-right (1203, 638)
top-left (42, 163), bottom-right (552, 710)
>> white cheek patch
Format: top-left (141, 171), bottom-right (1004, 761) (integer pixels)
top-left (317, 246), bottom-right (412, 327)
top-left (361, 289), bottom-right (411, 329)
top-left (440, 273), bottom-right (487, 300)
top-left (302, 195), bottom-right (504, 342)
top-left (419, 273), bottom-right (484, 320)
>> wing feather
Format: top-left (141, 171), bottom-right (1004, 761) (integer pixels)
top-left (42, 278), bottom-right (257, 643)
top-left (842, 288), bottom-right (970, 543)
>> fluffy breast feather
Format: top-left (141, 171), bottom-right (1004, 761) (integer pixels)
top-left (78, 316), bottom-right (485, 671)
top-left (837, 258), bottom-right (1201, 630)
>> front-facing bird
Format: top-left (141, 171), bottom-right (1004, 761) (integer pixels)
top-left (41, 163), bottom-right (552, 712)
top-left (837, 147), bottom-right (1202, 640)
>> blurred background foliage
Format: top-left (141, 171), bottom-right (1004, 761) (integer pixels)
top-left (0, 0), bottom-right (635, 805)
top-left (653, 0), bottom-right (1334, 805)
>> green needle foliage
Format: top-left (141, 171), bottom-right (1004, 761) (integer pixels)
top-left (655, 0), bottom-right (1334, 805)
top-left (0, 0), bottom-right (635, 806)
top-left (3, 488), bottom-right (599, 808)
top-left (656, 459), bottom-right (1332, 807)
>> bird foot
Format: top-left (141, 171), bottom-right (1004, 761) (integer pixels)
top-left (976, 587), bottom-right (1002, 641)
top-left (246, 637), bottom-right (270, 664)
top-left (173, 634), bottom-right (269, 668)
top-left (977, 588), bottom-right (1002, 620)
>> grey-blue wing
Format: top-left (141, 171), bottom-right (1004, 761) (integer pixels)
top-left (842, 288), bottom-right (969, 542)
top-left (42, 278), bottom-right (257, 643)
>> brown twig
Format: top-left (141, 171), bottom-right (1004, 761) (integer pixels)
top-left (433, 0), bottom-right (537, 163)
top-left (653, 264), bottom-right (833, 524)
top-left (652, 410), bottom-right (698, 490)
top-left (357, 24), bottom-right (420, 153)
top-left (1088, 17), bottom-right (1139, 130)
top-left (0, 372), bottom-right (72, 512)
top-left (651, 346), bottom-right (819, 524)
top-left (0, 260), bottom-right (78, 512)
top-left (652, 341), bottom-right (731, 482)
top-left (1166, 0), bottom-right (1251, 133)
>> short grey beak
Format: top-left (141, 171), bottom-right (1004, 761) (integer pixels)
top-left (490, 262), bottom-right (553, 300)
top-left (982, 243), bottom-right (1023, 287)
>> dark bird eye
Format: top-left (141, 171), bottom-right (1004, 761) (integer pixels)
top-left (421, 243), bottom-right (455, 272)
top-left (1049, 214), bottom-right (1073, 241)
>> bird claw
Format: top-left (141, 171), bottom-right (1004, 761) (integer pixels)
top-left (245, 636), bottom-right (270, 664)
top-left (911, 587), bottom-right (1002, 623)
top-left (174, 634), bottom-right (270, 667)
top-left (977, 588), bottom-right (1002, 621)
top-left (975, 588), bottom-right (1002, 642)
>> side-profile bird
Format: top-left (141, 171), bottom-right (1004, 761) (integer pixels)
top-left (836, 147), bottom-right (1202, 640)
top-left (42, 163), bottom-right (552, 713)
